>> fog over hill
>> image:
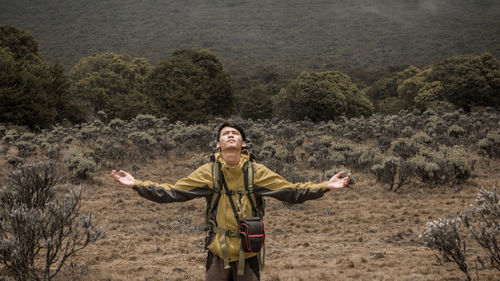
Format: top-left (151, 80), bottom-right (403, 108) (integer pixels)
top-left (1, 0), bottom-right (499, 75)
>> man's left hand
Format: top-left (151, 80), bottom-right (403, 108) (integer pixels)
top-left (328, 171), bottom-right (351, 190)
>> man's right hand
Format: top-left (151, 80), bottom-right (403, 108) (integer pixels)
top-left (112, 170), bottom-right (135, 188)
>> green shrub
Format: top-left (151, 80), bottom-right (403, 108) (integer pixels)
top-left (273, 70), bottom-right (373, 121)
top-left (411, 132), bottom-right (434, 147)
top-left (158, 136), bottom-right (175, 157)
top-left (409, 154), bottom-right (441, 187)
top-left (3, 129), bottom-right (19, 144)
top-left (18, 132), bottom-right (36, 142)
top-left (63, 147), bottom-right (97, 181)
top-left (128, 131), bottom-right (158, 161)
top-left (370, 157), bottom-right (413, 191)
top-left (132, 114), bottom-right (159, 130)
top-left (364, 65), bottom-right (420, 113)
top-left (108, 118), bottom-right (128, 130)
top-left (15, 141), bottom-right (38, 157)
top-left (77, 125), bottom-right (101, 144)
top-left (7, 156), bottom-right (25, 167)
top-left (409, 146), bottom-right (472, 187)
top-left (438, 146), bottom-right (473, 185)
top-left (188, 155), bottom-right (209, 170)
top-left (478, 130), bottom-right (500, 158)
top-left (238, 83), bottom-right (274, 120)
top-left (258, 140), bottom-right (278, 159)
top-left (401, 126), bottom-right (415, 138)
top-left (172, 125), bottom-right (214, 154)
top-left (448, 125), bottom-right (466, 138)
top-left (69, 52), bottom-right (152, 121)
top-left (356, 146), bottom-right (383, 172)
top-left (1, 26), bottom-right (82, 127)
top-left (95, 137), bottom-right (131, 167)
top-left (390, 137), bottom-right (421, 160)
top-left (145, 48), bottom-right (234, 122)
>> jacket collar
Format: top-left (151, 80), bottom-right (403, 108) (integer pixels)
top-left (215, 149), bottom-right (250, 170)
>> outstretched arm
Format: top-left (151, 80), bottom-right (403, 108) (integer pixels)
top-left (327, 171), bottom-right (351, 190)
top-left (253, 163), bottom-right (351, 204)
top-left (111, 165), bottom-right (213, 203)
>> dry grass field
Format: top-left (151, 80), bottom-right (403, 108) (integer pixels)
top-left (44, 155), bottom-right (499, 281)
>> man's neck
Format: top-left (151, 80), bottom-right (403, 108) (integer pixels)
top-left (221, 148), bottom-right (241, 167)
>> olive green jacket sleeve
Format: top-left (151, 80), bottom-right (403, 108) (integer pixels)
top-left (253, 163), bottom-right (329, 203)
top-left (132, 163), bottom-right (213, 203)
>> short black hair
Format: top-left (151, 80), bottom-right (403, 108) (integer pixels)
top-left (216, 122), bottom-right (246, 142)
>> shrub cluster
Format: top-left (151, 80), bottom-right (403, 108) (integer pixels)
top-left (0, 108), bottom-right (496, 188)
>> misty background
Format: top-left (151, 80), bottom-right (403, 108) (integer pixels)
top-left (1, 0), bottom-right (499, 77)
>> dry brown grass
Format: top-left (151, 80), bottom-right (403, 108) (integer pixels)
top-left (27, 153), bottom-right (495, 281)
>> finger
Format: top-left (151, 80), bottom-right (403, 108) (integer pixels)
top-left (334, 171), bottom-right (345, 178)
top-left (344, 173), bottom-right (351, 185)
top-left (112, 170), bottom-right (122, 182)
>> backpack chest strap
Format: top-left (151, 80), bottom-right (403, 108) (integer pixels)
top-left (214, 189), bottom-right (252, 195)
top-left (210, 225), bottom-right (239, 237)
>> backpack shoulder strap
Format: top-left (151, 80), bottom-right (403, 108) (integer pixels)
top-left (243, 160), bottom-right (264, 218)
top-left (205, 160), bottom-right (222, 226)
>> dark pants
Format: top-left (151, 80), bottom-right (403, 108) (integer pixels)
top-left (205, 252), bottom-right (260, 281)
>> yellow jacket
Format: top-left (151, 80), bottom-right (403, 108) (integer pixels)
top-left (133, 150), bottom-right (329, 261)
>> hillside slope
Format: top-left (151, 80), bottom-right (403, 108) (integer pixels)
top-left (1, 0), bottom-right (499, 75)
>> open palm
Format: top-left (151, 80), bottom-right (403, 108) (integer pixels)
top-left (327, 171), bottom-right (351, 190)
top-left (112, 170), bottom-right (135, 187)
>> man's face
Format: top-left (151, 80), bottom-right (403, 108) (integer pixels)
top-left (217, 126), bottom-right (246, 152)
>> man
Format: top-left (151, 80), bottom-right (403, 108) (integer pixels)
top-left (112, 122), bottom-right (350, 281)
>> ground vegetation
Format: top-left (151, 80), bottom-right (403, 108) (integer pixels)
top-left (0, 108), bottom-right (498, 280)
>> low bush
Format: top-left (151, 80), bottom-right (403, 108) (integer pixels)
top-left (370, 157), bottom-right (414, 191)
top-left (0, 162), bottom-right (104, 281)
top-left (421, 187), bottom-right (500, 280)
top-left (355, 146), bottom-right (383, 172)
top-left (390, 137), bottom-right (421, 160)
top-left (421, 217), bottom-right (470, 280)
top-left (14, 140), bottom-right (38, 157)
top-left (409, 154), bottom-right (442, 188)
top-left (63, 147), bottom-right (97, 182)
top-left (477, 130), bottom-right (500, 158)
top-left (128, 131), bottom-right (158, 161)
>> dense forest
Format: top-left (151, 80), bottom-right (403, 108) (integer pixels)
top-left (1, 24), bottom-right (499, 128)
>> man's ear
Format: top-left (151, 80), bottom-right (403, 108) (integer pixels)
top-left (242, 141), bottom-right (246, 148)
top-left (216, 142), bottom-right (220, 148)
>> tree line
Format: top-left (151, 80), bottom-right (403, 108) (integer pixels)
top-left (1, 25), bottom-right (499, 128)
